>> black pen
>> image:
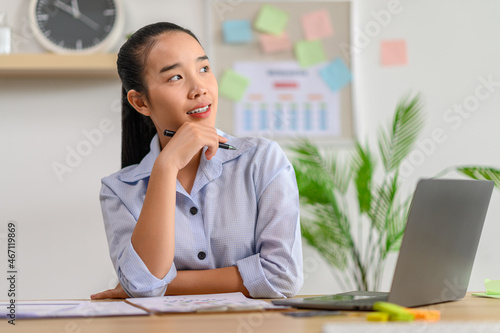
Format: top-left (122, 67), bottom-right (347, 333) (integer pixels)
top-left (164, 130), bottom-right (237, 150)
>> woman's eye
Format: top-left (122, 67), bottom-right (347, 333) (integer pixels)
top-left (169, 75), bottom-right (182, 81)
top-left (200, 66), bottom-right (210, 73)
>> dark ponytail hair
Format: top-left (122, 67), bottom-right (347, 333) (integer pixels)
top-left (117, 22), bottom-right (201, 168)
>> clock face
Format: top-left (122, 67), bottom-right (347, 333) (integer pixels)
top-left (30, 0), bottom-right (124, 53)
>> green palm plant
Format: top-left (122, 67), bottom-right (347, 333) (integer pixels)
top-left (291, 93), bottom-right (500, 291)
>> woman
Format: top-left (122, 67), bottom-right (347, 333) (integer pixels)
top-left (91, 22), bottom-right (303, 299)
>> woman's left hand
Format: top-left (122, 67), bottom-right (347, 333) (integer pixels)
top-left (90, 283), bottom-right (128, 300)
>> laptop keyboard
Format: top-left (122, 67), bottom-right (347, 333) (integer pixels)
top-left (337, 295), bottom-right (388, 306)
top-left (304, 295), bottom-right (388, 306)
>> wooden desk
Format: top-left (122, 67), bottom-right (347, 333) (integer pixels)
top-left (9, 294), bottom-right (500, 333)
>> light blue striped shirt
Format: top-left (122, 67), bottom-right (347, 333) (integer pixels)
top-left (100, 132), bottom-right (303, 298)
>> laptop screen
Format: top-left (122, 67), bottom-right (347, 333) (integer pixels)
top-left (387, 179), bottom-right (493, 307)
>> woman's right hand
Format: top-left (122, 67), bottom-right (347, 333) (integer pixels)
top-left (90, 283), bottom-right (128, 300)
top-left (157, 122), bottom-right (228, 171)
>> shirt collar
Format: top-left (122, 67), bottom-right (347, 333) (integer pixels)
top-left (117, 130), bottom-right (255, 183)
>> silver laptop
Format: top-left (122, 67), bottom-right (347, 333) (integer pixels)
top-left (273, 178), bottom-right (494, 310)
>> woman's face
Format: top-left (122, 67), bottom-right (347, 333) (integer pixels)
top-left (135, 31), bottom-right (218, 143)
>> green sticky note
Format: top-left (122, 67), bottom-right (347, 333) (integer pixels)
top-left (485, 278), bottom-right (500, 295)
top-left (294, 40), bottom-right (327, 68)
top-left (373, 301), bottom-right (415, 322)
top-left (218, 69), bottom-right (250, 102)
top-left (472, 278), bottom-right (500, 298)
top-left (373, 301), bottom-right (408, 316)
top-left (254, 4), bottom-right (289, 35)
top-left (472, 293), bottom-right (500, 299)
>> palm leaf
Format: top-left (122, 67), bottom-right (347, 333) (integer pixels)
top-left (294, 166), bottom-right (335, 205)
top-left (384, 196), bottom-right (412, 255)
top-left (291, 138), bottom-right (351, 192)
top-left (301, 209), bottom-right (350, 269)
top-left (352, 143), bottom-right (375, 214)
top-left (292, 141), bottom-right (336, 205)
top-left (456, 166), bottom-right (500, 188)
top-left (330, 155), bottom-right (352, 194)
top-left (291, 138), bottom-right (351, 204)
top-left (369, 175), bottom-right (398, 232)
top-left (379, 94), bottom-right (425, 172)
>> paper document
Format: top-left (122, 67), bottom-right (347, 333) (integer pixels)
top-left (126, 292), bottom-right (285, 313)
top-left (233, 61), bottom-right (341, 138)
top-left (0, 300), bottom-right (149, 319)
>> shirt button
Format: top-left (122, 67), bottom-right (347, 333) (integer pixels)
top-left (190, 207), bottom-right (198, 215)
top-left (197, 251), bottom-right (206, 260)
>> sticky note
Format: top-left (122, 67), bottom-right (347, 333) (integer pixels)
top-left (254, 4), bottom-right (289, 35)
top-left (319, 58), bottom-right (352, 91)
top-left (373, 301), bottom-right (415, 322)
top-left (405, 309), bottom-right (441, 322)
top-left (302, 9), bottom-right (334, 40)
top-left (369, 302), bottom-right (440, 322)
top-left (472, 278), bottom-right (500, 298)
top-left (222, 20), bottom-right (252, 44)
top-left (485, 278), bottom-right (500, 295)
top-left (218, 69), bottom-right (250, 102)
top-left (258, 32), bottom-right (292, 53)
top-left (373, 301), bottom-right (410, 316)
top-left (294, 40), bottom-right (327, 68)
top-left (366, 312), bottom-right (389, 322)
top-left (381, 39), bottom-right (408, 66)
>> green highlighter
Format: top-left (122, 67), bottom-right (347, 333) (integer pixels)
top-left (373, 301), bottom-right (415, 322)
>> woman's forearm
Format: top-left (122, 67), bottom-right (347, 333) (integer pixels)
top-left (165, 266), bottom-right (250, 297)
top-left (131, 160), bottom-right (178, 279)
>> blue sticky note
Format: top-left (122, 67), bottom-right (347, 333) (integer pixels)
top-left (223, 20), bottom-right (252, 44)
top-left (319, 58), bottom-right (352, 91)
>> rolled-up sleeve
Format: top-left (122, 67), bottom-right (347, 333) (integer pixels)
top-left (236, 143), bottom-right (303, 298)
top-left (100, 183), bottom-right (177, 297)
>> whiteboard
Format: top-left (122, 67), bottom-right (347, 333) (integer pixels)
top-left (207, 0), bottom-right (354, 144)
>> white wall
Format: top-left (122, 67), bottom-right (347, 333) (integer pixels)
top-left (351, 0), bottom-right (500, 293)
top-left (295, 0), bottom-right (500, 295)
top-left (0, 0), bottom-right (208, 300)
top-left (1, 0), bottom-right (499, 300)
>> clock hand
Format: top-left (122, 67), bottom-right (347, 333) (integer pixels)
top-left (77, 12), bottom-right (100, 31)
top-left (70, 0), bottom-right (80, 18)
top-left (53, 0), bottom-right (100, 31)
top-left (54, 0), bottom-right (76, 17)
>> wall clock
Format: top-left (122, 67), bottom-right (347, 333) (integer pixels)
top-left (29, 0), bottom-right (125, 54)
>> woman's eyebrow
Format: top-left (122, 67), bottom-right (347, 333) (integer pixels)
top-left (197, 55), bottom-right (209, 62)
top-left (159, 56), bottom-right (209, 74)
top-left (159, 63), bottom-right (179, 74)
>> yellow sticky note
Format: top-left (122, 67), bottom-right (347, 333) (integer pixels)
top-left (366, 312), bottom-right (389, 322)
top-left (254, 4), bottom-right (289, 35)
top-left (294, 40), bottom-right (327, 68)
top-left (218, 69), bottom-right (250, 102)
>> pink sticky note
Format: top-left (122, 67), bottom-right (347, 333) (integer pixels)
top-left (258, 32), bottom-right (292, 54)
top-left (301, 9), bottom-right (334, 41)
top-left (381, 40), bottom-right (408, 66)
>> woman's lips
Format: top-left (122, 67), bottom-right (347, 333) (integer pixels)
top-left (188, 105), bottom-right (211, 118)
